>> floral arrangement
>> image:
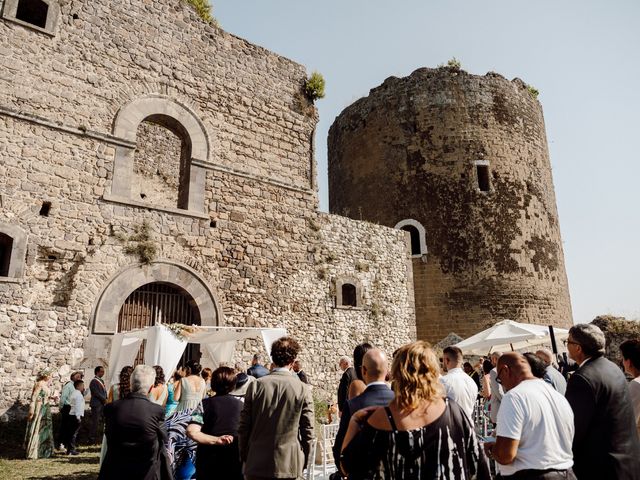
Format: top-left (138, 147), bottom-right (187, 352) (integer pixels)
top-left (165, 323), bottom-right (200, 340)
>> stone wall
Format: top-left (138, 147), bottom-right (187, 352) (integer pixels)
top-left (0, 0), bottom-right (416, 414)
top-left (132, 121), bottom-right (185, 209)
top-left (328, 67), bottom-right (573, 342)
top-left (591, 316), bottom-right (640, 366)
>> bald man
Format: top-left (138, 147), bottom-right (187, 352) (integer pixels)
top-left (485, 353), bottom-right (576, 480)
top-left (332, 349), bottom-right (394, 473)
top-left (535, 348), bottom-right (567, 395)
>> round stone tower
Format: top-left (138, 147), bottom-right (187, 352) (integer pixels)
top-left (328, 67), bottom-right (573, 342)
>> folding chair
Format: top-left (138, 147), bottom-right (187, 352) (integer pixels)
top-left (322, 422), bottom-right (341, 477)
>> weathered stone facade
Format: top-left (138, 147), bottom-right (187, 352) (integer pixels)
top-left (328, 67), bottom-right (573, 342)
top-left (0, 0), bottom-right (416, 414)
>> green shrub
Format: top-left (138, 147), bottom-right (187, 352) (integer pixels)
top-left (304, 71), bottom-right (326, 101)
top-left (447, 57), bottom-right (462, 69)
top-left (119, 221), bottom-right (157, 264)
top-left (185, 0), bottom-right (214, 23)
top-left (527, 85), bottom-right (540, 98)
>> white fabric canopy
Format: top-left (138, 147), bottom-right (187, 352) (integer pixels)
top-left (453, 320), bottom-right (569, 356)
top-left (107, 325), bottom-right (287, 386)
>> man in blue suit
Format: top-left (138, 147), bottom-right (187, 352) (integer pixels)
top-left (332, 348), bottom-right (394, 472)
top-left (247, 354), bottom-right (270, 379)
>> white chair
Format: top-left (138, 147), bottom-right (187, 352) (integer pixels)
top-left (322, 422), bottom-right (341, 477)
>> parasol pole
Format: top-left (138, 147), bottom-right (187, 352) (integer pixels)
top-left (548, 325), bottom-right (558, 354)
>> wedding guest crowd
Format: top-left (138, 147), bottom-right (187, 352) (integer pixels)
top-left (23, 323), bottom-right (640, 480)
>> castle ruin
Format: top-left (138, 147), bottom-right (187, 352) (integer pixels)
top-left (328, 67), bottom-right (573, 342)
top-left (0, 0), bottom-right (417, 415)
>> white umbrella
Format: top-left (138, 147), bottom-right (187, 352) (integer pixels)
top-left (453, 319), bottom-right (569, 355)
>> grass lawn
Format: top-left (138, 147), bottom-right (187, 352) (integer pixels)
top-left (0, 413), bottom-right (100, 480)
top-left (0, 446), bottom-right (100, 480)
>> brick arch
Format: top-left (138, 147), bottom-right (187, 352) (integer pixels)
top-left (109, 95), bottom-right (209, 213)
top-left (91, 260), bottom-right (223, 334)
top-left (394, 219), bottom-right (427, 257)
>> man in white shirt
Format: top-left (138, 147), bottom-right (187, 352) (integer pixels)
top-left (56, 371), bottom-right (82, 450)
top-left (64, 379), bottom-right (85, 455)
top-left (485, 352), bottom-right (576, 480)
top-left (440, 346), bottom-right (478, 419)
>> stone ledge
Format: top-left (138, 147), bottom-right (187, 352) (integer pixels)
top-left (101, 193), bottom-right (210, 219)
top-left (0, 276), bottom-right (22, 284)
top-left (0, 105), bottom-right (136, 149)
top-left (192, 159), bottom-right (315, 196)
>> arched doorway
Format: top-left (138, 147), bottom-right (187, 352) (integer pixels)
top-left (117, 282), bottom-right (201, 366)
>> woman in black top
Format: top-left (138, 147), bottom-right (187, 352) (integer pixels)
top-left (341, 341), bottom-right (490, 480)
top-left (186, 366), bottom-right (244, 479)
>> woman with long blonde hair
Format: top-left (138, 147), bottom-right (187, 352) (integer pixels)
top-left (341, 341), bottom-right (490, 479)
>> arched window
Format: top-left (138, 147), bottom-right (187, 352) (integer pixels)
top-left (335, 277), bottom-right (363, 309)
top-left (394, 219), bottom-right (427, 257)
top-left (107, 96), bottom-right (210, 215)
top-left (133, 115), bottom-right (192, 210)
top-left (2, 0), bottom-right (60, 35)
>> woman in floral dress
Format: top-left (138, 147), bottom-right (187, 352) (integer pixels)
top-left (24, 369), bottom-right (55, 459)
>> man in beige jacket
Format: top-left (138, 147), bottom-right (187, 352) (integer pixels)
top-left (239, 336), bottom-right (314, 480)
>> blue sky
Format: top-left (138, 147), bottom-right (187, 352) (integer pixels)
top-left (214, 0), bottom-right (640, 324)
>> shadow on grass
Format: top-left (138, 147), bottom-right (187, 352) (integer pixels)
top-left (52, 455), bottom-right (99, 465)
top-left (27, 474), bottom-right (97, 480)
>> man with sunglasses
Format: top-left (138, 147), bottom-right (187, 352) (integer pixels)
top-left (564, 324), bottom-right (640, 480)
top-left (485, 352), bottom-right (575, 480)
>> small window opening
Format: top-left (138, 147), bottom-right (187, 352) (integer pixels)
top-left (401, 226), bottom-right (421, 256)
top-left (210, 220), bottom-right (216, 228)
top-left (16, 0), bottom-right (49, 28)
top-left (39, 201), bottom-right (51, 217)
top-left (72, 13), bottom-right (79, 20)
top-left (476, 164), bottom-right (491, 192)
top-left (140, 193), bottom-right (147, 199)
top-left (0, 234), bottom-right (13, 277)
top-left (341, 283), bottom-right (357, 307)
top-left (47, 254), bottom-right (57, 261)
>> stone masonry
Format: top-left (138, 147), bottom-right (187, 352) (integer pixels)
top-left (328, 67), bottom-right (573, 342)
top-left (0, 0), bottom-right (416, 415)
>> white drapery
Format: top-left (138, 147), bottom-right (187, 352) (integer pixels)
top-left (107, 325), bottom-right (287, 386)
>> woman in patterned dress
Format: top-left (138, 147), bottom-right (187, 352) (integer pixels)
top-left (24, 369), bottom-right (55, 459)
top-left (166, 360), bottom-right (207, 480)
top-left (341, 341), bottom-right (491, 480)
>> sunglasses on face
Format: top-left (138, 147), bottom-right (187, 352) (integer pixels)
top-left (562, 340), bottom-right (580, 347)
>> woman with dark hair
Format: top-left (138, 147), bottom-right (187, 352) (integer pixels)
top-left (621, 339), bottom-right (640, 436)
top-left (348, 342), bottom-right (373, 400)
top-left (148, 365), bottom-right (168, 406)
top-left (187, 366), bottom-right (244, 479)
top-left (168, 360), bottom-right (207, 479)
top-left (523, 352), bottom-right (547, 379)
top-left (341, 341), bottom-right (490, 480)
top-left (175, 360), bottom-right (206, 410)
top-left (107, 366), bottom-right (133, 402)
top-left (201, 367), bottom-right (213, 397)
top-left (165, 367), bottom-right (185, 417)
